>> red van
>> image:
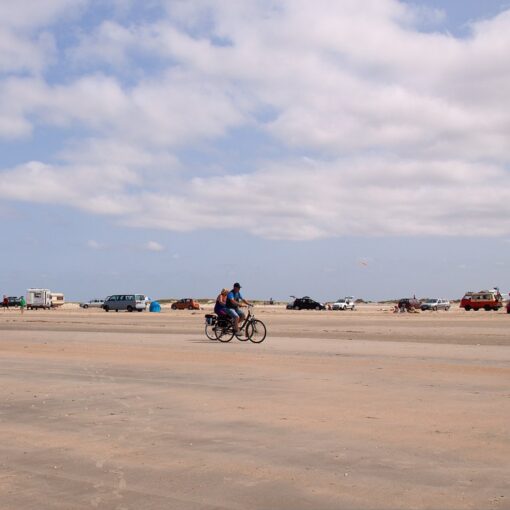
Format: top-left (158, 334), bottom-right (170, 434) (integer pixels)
top-left (460, 290), bottom-right (503, 311)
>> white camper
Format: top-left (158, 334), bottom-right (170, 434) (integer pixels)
top-left (51, 292), bottom-right (65, 308)
top-left (26, 289), bottom-right (65, 309)
top-left (26, 288), bottom-right (52, 310)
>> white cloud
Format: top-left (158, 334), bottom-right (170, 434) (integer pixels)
top-left (0, 0), bottom-right (86, 74)
top-left (0, 70), bottom-right (248, 145)
top-left (87, 240), bottom-right (101, 249)
top-left (0, 0), bottom-right (85, 30)
top-left (1, 1), bottom-right (510, 240)
top-left (145, 241), bottom-right (164, 252)
top-left (121, 157), bottom-right (510, 240)
top-left (0, 28), bottom-right (54, 74)
top-left (0, 161), bottom-right (140, 215)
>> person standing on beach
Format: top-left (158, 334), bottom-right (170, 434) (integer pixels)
top-left (2, 295), bottom-right (8, 311)
top-left (19, 295), bottom-right (26, 315)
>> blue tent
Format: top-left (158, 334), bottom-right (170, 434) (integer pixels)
top-left (149, 301), bottom-right (161, 313)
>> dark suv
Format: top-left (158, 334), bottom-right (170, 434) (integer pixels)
top-left (1, 296), bottom-right (22, 308)
top-left (397, 298), bottom-right (421, 311)
top-left (290, 296), bottom-right (325, 310)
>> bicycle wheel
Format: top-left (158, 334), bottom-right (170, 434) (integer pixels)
top-left (247, 319), bottom-right (267, 343)
top-left (205, 324), bottom-right (217, 340)
top-left (235, 327), bottom-right (250, 341)
top-left (215, 324), bottom-right (234, 342)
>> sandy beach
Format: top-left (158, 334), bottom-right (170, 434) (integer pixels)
top-left (1, 305), bottom-right (509, 509)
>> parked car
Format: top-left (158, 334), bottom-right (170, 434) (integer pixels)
top-left (79, 299), bottom-right (104, 309)
top-left (397, 297), bottom-right (421, 312)
top-left (1, 296), bottom-right (22, 307)
top-left (460, 289), bottom-right (503, 311)
top-left (507, 300), bottom-right (510, 314)
top-left (171, 298), bottom-right (200, 310)
top-left (289, 296), bottom-right (325, 310)
top-left (420, 299), bottom-right (450, 311)
top-left (102, 294), bottom-right (147, 312)
top-left (332, 297), bottom-right (355, 311)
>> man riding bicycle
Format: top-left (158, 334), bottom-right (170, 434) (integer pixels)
top-left (226, 282), bottom-right (252, 332)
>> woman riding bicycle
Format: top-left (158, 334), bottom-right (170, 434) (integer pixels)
top-left (214, 288), bottom-right (229, 317)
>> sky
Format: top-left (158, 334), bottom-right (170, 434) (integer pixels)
top-left (1, 0), bottom-right (510, 302)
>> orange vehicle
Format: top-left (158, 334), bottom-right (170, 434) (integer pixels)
top-left (171, 298), bottom-right (200, 310)
top-left (460, 289), bottom-right (503, 311)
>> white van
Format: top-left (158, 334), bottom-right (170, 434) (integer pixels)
top-left (102, 294), bottom-right (147, 312)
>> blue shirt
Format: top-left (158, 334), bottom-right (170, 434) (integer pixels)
top-left (227, 291), bottom-right (242, 308)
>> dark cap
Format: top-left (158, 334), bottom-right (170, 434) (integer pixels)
top-left (233, 282), bottom-right (241, 288)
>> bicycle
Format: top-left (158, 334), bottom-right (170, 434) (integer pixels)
top-left (204, 306), bottom-right (267, 343)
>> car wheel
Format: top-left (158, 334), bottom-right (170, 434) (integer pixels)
top-left (171, 305), bottom-right (176, 310)
top-left (83, 304), bottom-right (89, 309)
top-left (445, 306), bottom-right (450, 311)
top-left (127, 305), bottom-right (133, 312)
top-left (484, 306), bottom-right (491, 311)
top-left (464, 306), bottom-right (471, 311)
top-left (104, 306), bottom-right (109, 312)
top-left (433, 306), bottom-right (437, 311)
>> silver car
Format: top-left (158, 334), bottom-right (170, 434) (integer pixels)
top-left (79, 299), bottom-right (104, 309)
top-left (420, 298), bottom-right (450, 311)
top-left (102, 294), bottom-right (147, 312)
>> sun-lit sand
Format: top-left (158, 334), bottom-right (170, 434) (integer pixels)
top-left (1, 305), bottom-right (509, 509)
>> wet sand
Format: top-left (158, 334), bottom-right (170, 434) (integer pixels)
top-left (1, 305), bottom-right (509, 509)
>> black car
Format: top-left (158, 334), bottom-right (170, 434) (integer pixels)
top-left (1, 296), bottom-right (22, 307)
top-left (290, 296), bottom-right (325, 310)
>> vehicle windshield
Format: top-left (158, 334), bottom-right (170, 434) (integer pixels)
top-left (336, 299), bottom-right (346, 303)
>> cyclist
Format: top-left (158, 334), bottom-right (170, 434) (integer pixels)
top-left (214, 288), bottom-right (229, 317)
top-left (226, 282), bottom-right (252, 332)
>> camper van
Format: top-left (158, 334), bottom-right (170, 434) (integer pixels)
top-left (460, 289), bottom-right (503, 311)
top-left (26, 289), bottom-right (65, 310)
top-left (26, 289), bottom-right (52, 310)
